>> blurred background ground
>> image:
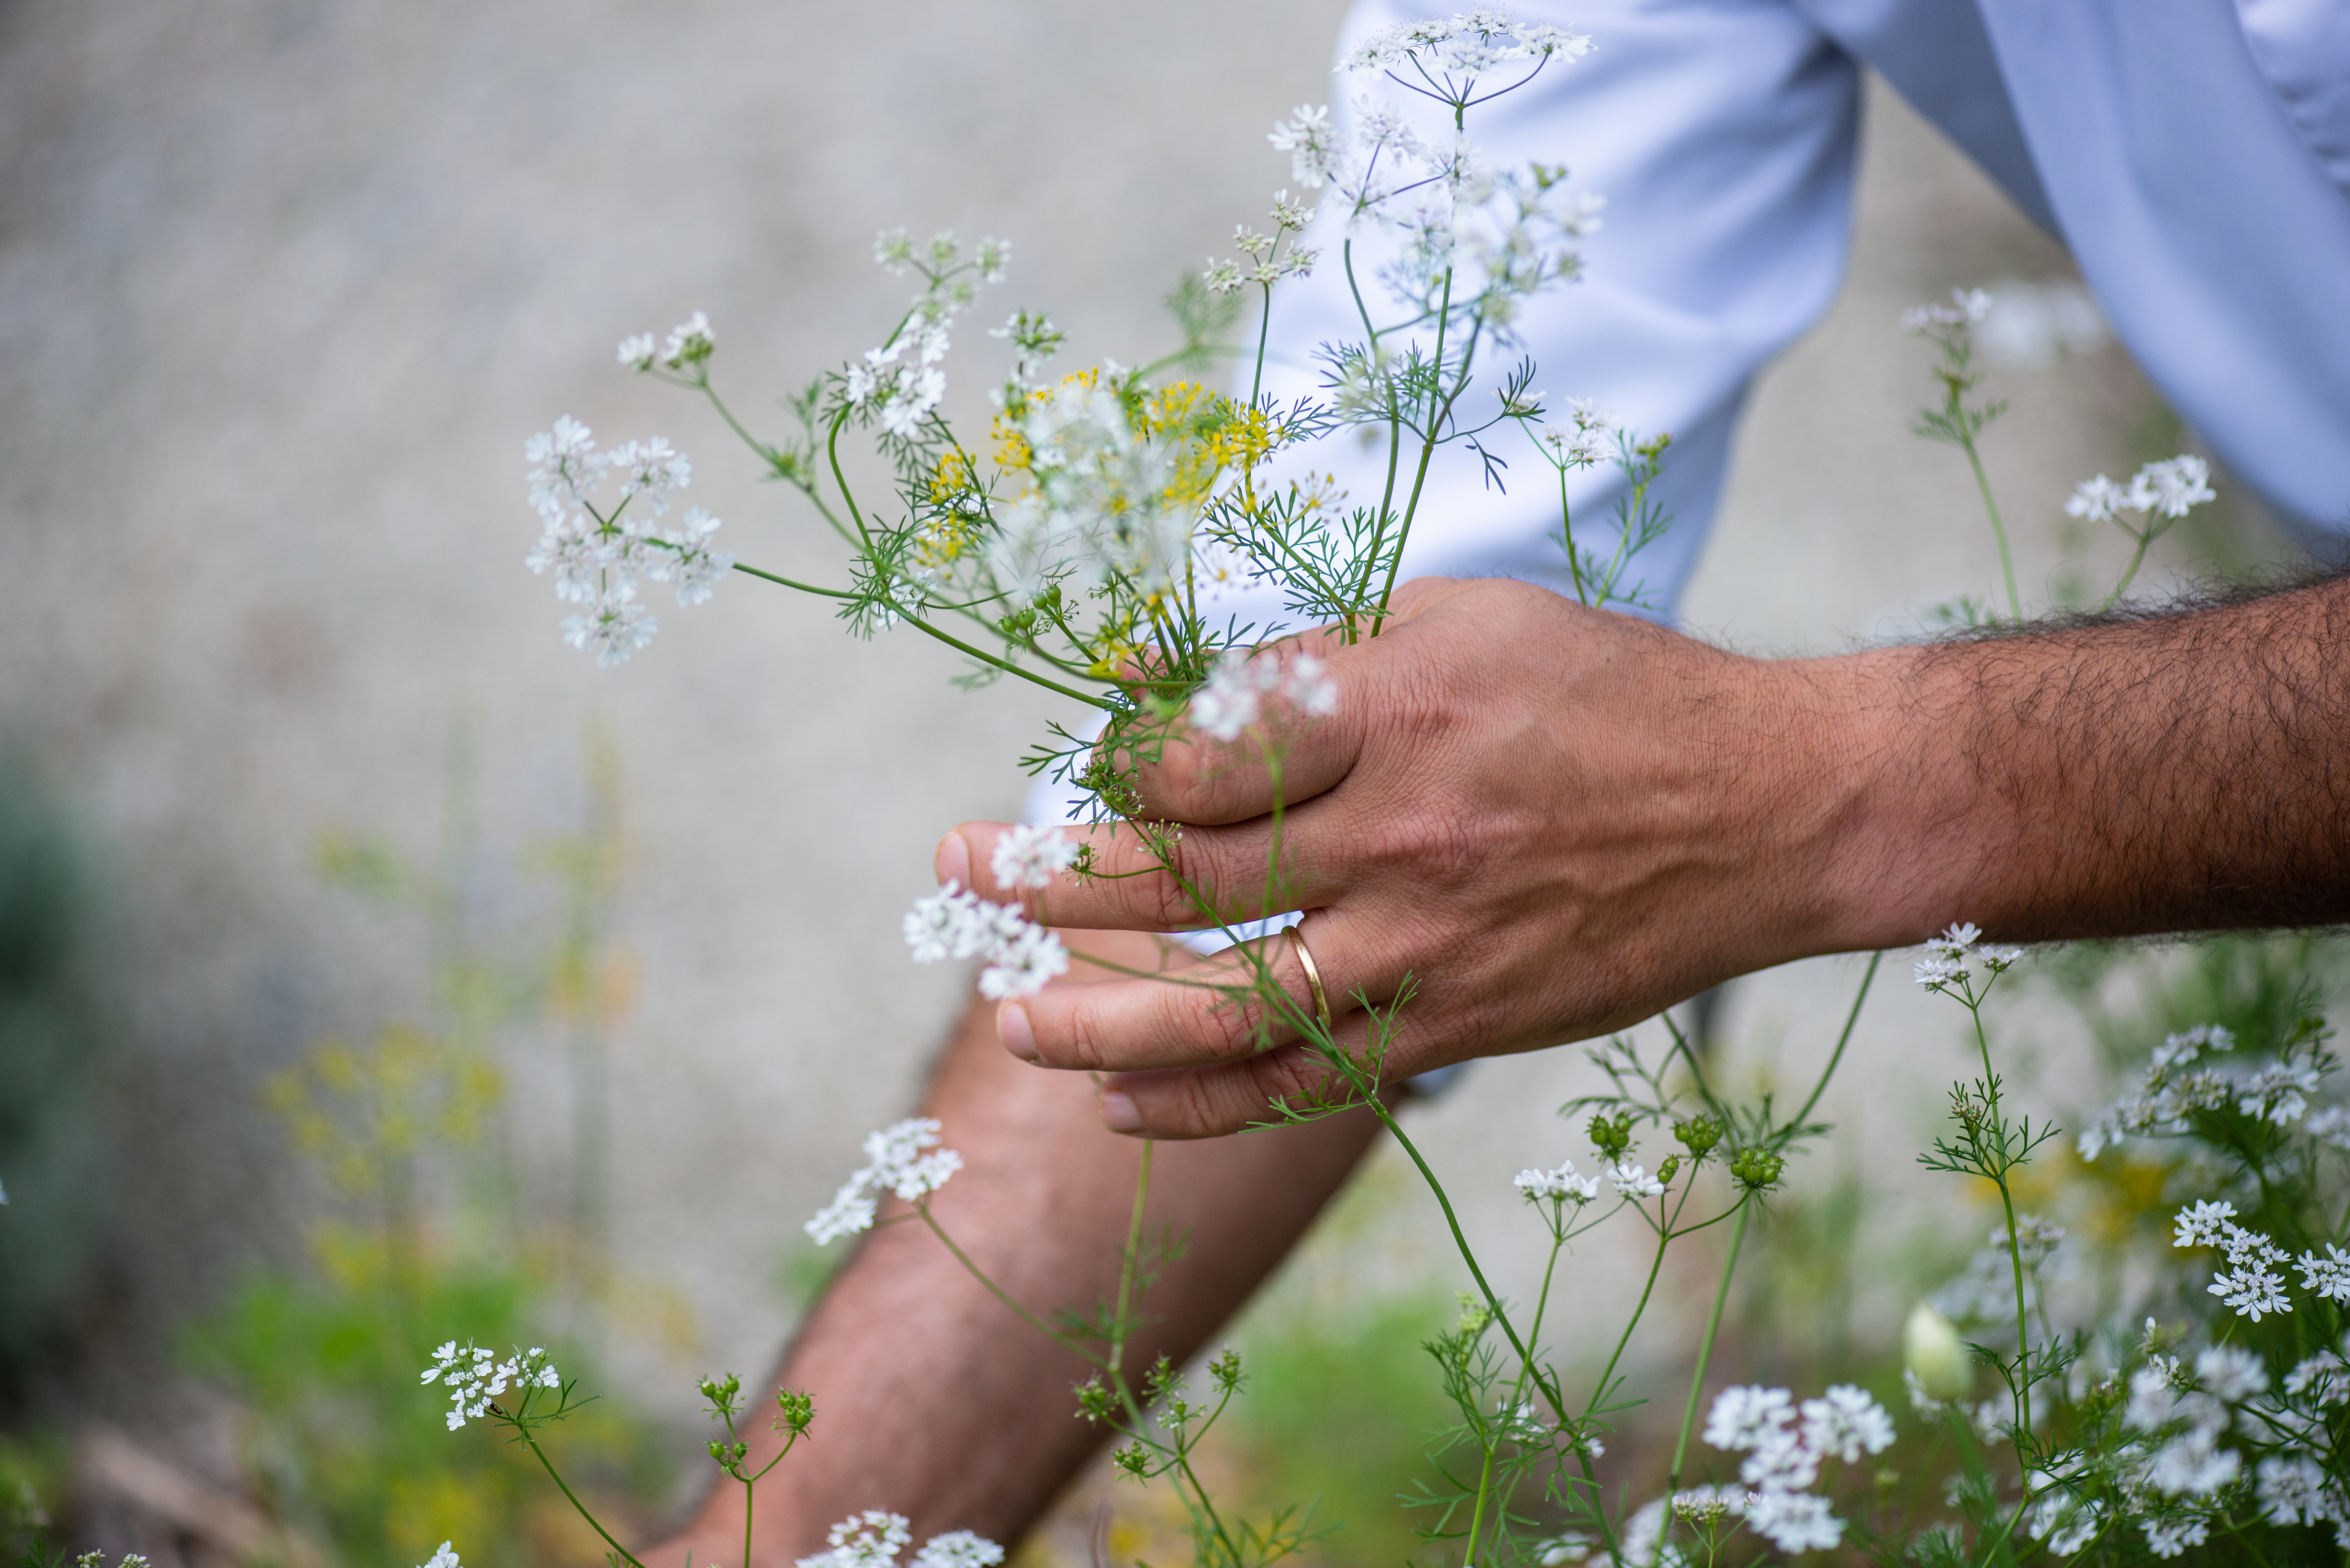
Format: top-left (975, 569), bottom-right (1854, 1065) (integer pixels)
top-left (0, 1), bottom-right (2316, 1564)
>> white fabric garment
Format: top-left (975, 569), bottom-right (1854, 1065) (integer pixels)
top-left (1022, 0), bottom-right (2350, 949)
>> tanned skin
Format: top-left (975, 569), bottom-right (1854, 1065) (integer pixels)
top-left (653, 570), bottom-right (2350, 1562)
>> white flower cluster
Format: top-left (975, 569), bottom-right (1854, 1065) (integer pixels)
top-left (524, 408), bottom-right (732, 667)
top-left (419, 1544), bottom-right (460, 1568)
top-left (844, 231), bottom-right (1008, 439)
top-left (419, 1340), bottom-right (560, 1430)
top-left (1342, 10), bottom-right (1595, 76)
top-left (901, 880), bottom-right (1071, 1000)
top-left (2033, 1340), bottom-right (2316, 1556)
top-left (1189, 648), bottom-right (1339, 742)
top-left (2065, 454), bottom-right (2217, 525)
top-left (1910, 921), bottom-right (2023, 992)
top-left (988, 377), bottom-right (1193, 606)
top-left (1202, 191), bottom-right (1320, 294)
top-left (989, 823), bottom-right (1079, 892)
top-left (1901, 286), bottom-right (1994, 334)
top-left (1539, 396), bottom-right (1615, 468)
top-left (989, 309), bottom-right (1063, 399)
top-left (617, 309), bottom-right (716, 374)
top-left (796, 1512), bottom-right (1004, 1568)
top-left (2079, 1022), bottom-right (2345, 1158)
top-left (1604, 1161), bottom-right (1665, 1198)
top-left (805, 1118), bottom-right (966, 1245)
top-left (1699, 1383), bottom-right (1894, 1554)
top-left (1512, 1156), bottom-right (1602, 1205)
top-left (1256, 16), bottom-right (1601, 329)
top-left (2171, 1198), bottom-right (2350, 1321)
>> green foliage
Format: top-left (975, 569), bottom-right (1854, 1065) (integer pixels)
top-left (0, 749), bottom-right (109, 1393)
top-left (176, 735), bottom-right (671, 1566)
top-left (184, 1254), bottom-right (658, 1568)
top-left (1230, 1289), bottom-right (1453, 1568)
top-left (0, 1429), bottom-right (65, 1563)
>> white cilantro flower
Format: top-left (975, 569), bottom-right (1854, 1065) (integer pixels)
top-left (1190, 655), bottom-right (1263, 741)
top-left (2195, 1343), bottom-right (2269, 1400)
top-left (1702, 1385), bottom-right (1794, 1451)
top-left (979, 923), bottom-right (1072, 1001)
top-left (2128, 454), bottom-right (2216, 518)
top-left (800, 1511), bottom-right (913, 1568)
top-left (421, 1544), bottom-right (460, 1568)
top-left (900, 880), bottom-right (1067, 999)
top-left (420, 1340), bottom-right (559, 1430)
top-left (562, 592), bottom-right (657, 669)
top-left (662, 311), bottom-right (714, 367)
top-left (617, 333), bottom-right (657, 372)
top-left (1901, 287), bottom-right (1993, 333)
top-left (1513, 1159), bottom-right (1600, 1204)
top-left (1744, 1489), bottom-right (1842, 1554)
top-left (2257, 1453), bottom-right (2331, 1525)
top-left (1799, 1385), bottom-right (1895, 1463)
top-left (805, 1120), bottom-right (966, 1244)
top-left (909, 1534), bottom-right (1005, 1568)
top-left (2296, 1244), bottom-right (2350, 1303)
top-left (1267, 104), bottom-right (1343, 189)
top-left (2138, 1515), bottom-right (2210, 1557)
top-left (990, 823), bottom-right (1078, 892)
top-left (1604, 1162), bottom-right (1664, 1198)
top-left (2065, 472), bottom-right (2130, 523)
top-left (2149, 1425), bottom-right (2240, 1496)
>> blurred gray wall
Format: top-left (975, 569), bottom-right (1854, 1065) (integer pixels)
top-left (0, 0), bottom-right (2301, 1445)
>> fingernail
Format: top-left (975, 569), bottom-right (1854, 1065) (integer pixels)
top-left (997, 1001), bottom-right (1039, 1061)
top-left (935, 829), bottom-right (970, 888)
top-left (1099, 1090), bottom-right (1141, 1133)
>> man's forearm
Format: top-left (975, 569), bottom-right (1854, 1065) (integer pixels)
top-left (649, 931), bottom-right (1384, 1563)
top-left (1819, 571), bottom-right (2350, 947)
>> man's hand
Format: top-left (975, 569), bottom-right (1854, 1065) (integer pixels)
top-left (937, 577), bottom-right (1874, 1136)
top-left (942, 573), bottom-right (2350, 1138)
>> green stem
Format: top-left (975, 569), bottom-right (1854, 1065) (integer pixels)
top-left (1249, 285), bottom-right (1274, 407)
top-left (898, 612), bottom-right (1120, 711)
top-left (1777, 952), bottom-right (1881, 1143)
top-left (516, 1425), bottom-right (645, 1568)
top-left (1962, 437), bottom-right (2020, 621)
top-left (1462, 1430), bottom-right (1501, 1568)
top-left (918, 1206), bottom-right (1104, 1367)
top-left (1658, 1200), bottom-right (1753, 1567)
top-left (1585, 1220), bottom-right (1672, 1426)
top-left (1971, 1000), bottom-right (2034, 1439)
top-left (729, 562), bottom-right (857, 598)
top-left (1370, 1103), bottom-right (1560, 1413)
top-left (1108, 1141), bottom-right (1154, 1377)
top-left (1174, 1451), bottom-right (1245, 1568)
top-left (2097, 528), bottom-right (2154, 613)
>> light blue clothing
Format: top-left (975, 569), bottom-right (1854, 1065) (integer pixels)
top-left (1231, 0), bottom-right (2350, 632)
top-left (1024, 0), bottom-right (2350, 957)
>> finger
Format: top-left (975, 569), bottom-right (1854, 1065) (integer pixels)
top-left (1117, 624), bottom-right (1365, 825)
top-left (941, 814), bottom-right (1341, 932)
top-left (1095, 1046), bottom-right (1374, 1140)
top-left (1119, 579), bottom-right (1475, 825)
top-left (1001, 911), bottom-right (1400, 1074)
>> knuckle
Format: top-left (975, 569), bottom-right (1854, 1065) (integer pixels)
top-left (1164, 981), bottom-right (1264, 1064)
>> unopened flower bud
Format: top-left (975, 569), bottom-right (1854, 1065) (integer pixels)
top-left (1729, 1147), bottom-right (1784, 1193)
top-left (1673, 1116), bottom-right (1722, 1160)
top-left (1904, 1302), bottom-right (1972, 1402)
top-left (1586, 1111), bottom-right (1634, 1160)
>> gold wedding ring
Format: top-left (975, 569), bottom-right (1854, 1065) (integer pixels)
top-left (1285, 924), bottom-right (1332, 1032)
